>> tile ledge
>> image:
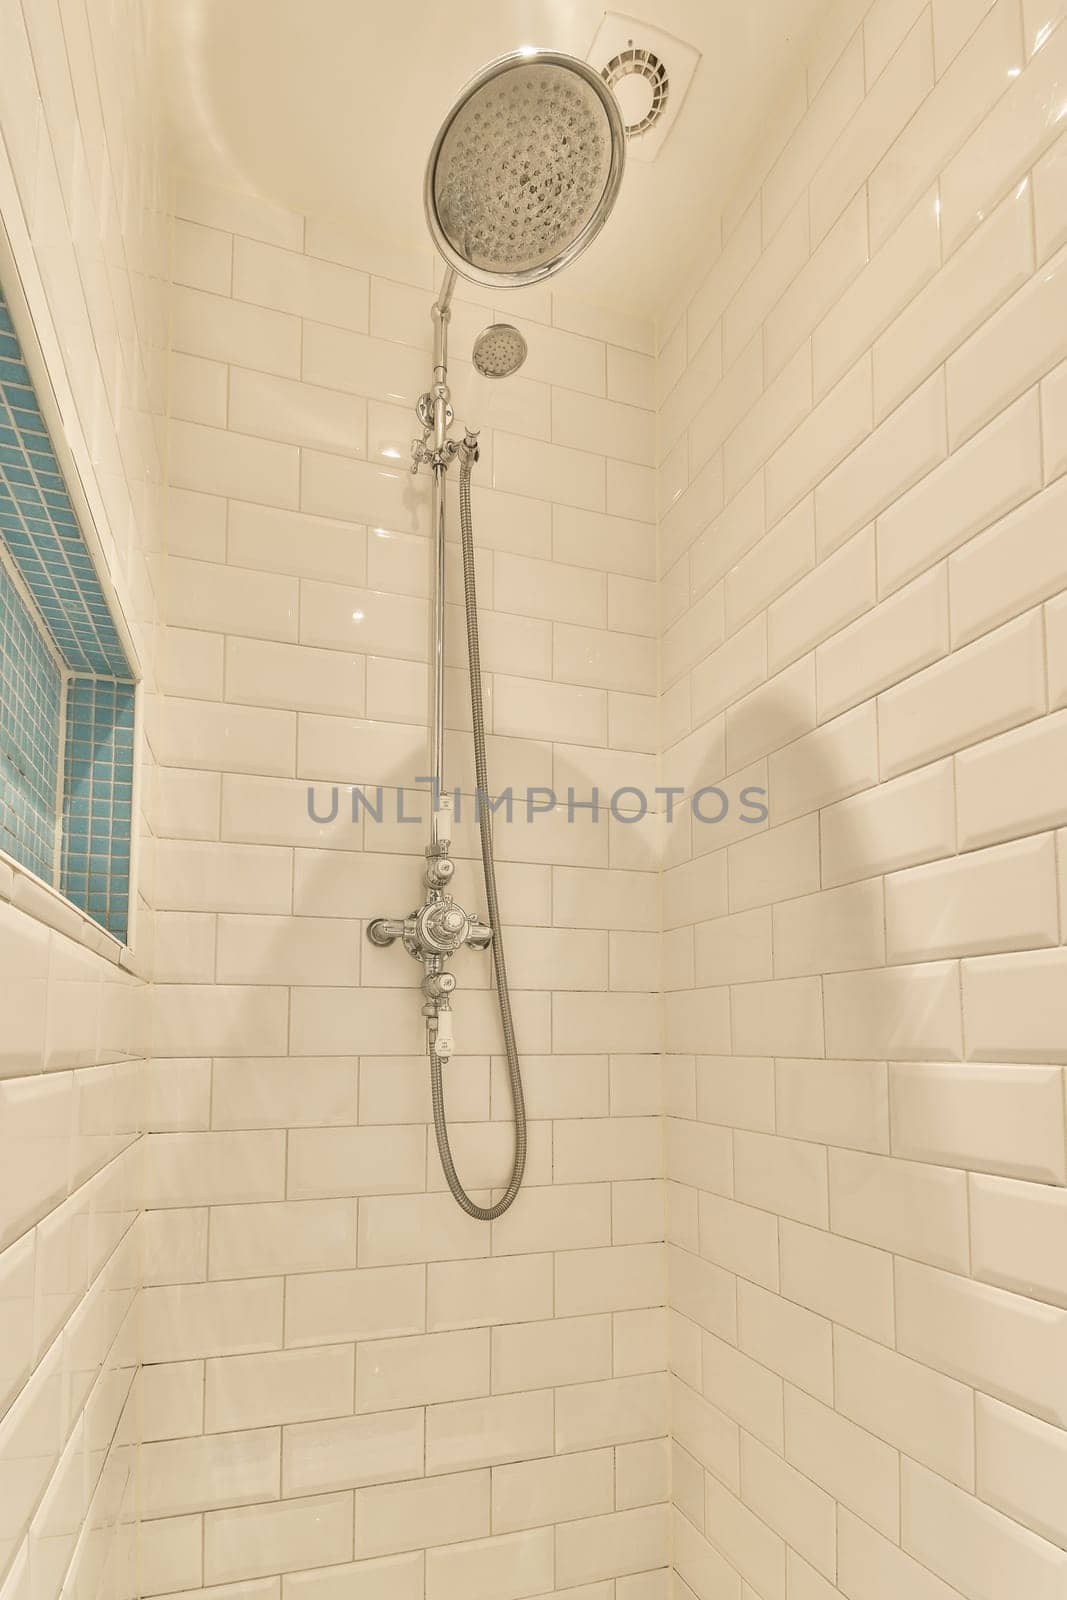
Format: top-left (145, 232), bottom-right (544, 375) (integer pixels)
top-left (0, 848), bottom-right (135, 970)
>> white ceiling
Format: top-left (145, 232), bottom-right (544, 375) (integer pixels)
top-left (157, 0), bottom-right (836, 321)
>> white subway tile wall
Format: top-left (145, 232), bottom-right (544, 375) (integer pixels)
top-left (0, 0), bottom-right (165, 1597)
top-left (146, 157), bottom-right (665, 1600)
top-left (661, 2), bottom-right (1067, 1598)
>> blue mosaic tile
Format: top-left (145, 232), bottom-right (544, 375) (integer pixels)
top-left (0, 291), bottom-right (131, 678)
top-left (0, 562), bottom-right (62, 882)
top-left (60, 678), bottom-right (135, 944)
top-left (0, 283), bottom-right (136, 942)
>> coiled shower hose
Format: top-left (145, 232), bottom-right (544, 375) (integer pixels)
top-left (428, 453), bottom-right (527, 1220)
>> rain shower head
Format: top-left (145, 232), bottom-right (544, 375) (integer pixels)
top-left (425, 47), bottom-right (626, 290)
top-left (472, 323), bottom-right (528, 378)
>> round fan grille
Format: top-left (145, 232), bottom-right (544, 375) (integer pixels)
top-left (601, 46), bottom-right (670, 137)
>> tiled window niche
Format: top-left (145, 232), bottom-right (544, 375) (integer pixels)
top-left (0, 285), bottom-right (136, 943)
top-left (0, 559), bottom-right (63, 880)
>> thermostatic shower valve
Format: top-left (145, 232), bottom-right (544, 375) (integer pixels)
top-left (367, 894), bottom-right (493, 961)
top-left (367, 886), bottom-right (493, 1061)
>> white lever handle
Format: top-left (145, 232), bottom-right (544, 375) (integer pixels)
top-left (433, 1007), bottom-right (455, 1060)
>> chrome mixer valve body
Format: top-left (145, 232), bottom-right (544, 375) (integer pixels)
top-left (367, 882), bottom-right (493, 1061)
top-left (367, 893), bottom-right (493, 962)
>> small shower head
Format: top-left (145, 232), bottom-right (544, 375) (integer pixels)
top-left (425, 48), bottom-right (626, 290)
top-left (472, 323), bottom-right (528, 379)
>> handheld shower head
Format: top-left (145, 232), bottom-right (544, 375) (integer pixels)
top-left (471, 323), bottom-right (528, 379)
top-left (425, 48), bottom-right (626, 291)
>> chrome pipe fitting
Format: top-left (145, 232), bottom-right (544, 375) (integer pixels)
top-left (425, 855), bottom-right (455, 888)
top-left (423, 970), bottom-right (457, 1002)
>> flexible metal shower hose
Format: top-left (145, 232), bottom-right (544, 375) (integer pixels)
top-left (428, 454), bottom-right (528, 1220)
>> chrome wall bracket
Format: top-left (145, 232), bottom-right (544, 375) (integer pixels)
top-left (416, 390), bottom-right (453, 431)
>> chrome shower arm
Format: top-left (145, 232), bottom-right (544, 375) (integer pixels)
top-left (436, 265), bottom-right (458, 315)
top-left (431, 267), bottom-right (457, 385)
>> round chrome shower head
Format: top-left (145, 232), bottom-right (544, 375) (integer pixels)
top-left (425, 48), bottom-right (626, 290)
top-left (472, 323), bottom-right (528, 379)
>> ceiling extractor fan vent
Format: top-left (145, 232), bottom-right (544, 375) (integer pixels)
top-left (587, 14), bottom-right (700, 163)
top-left (601, 45), bottom-right (670, 137)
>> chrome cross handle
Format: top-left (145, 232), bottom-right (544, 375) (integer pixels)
top-left (367, 896), bottom-right (493, 959)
